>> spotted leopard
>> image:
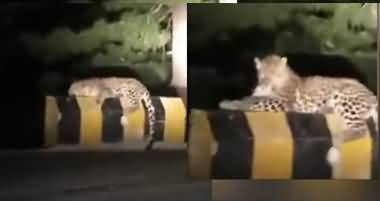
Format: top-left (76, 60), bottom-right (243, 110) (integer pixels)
top-left (220, 95), bottom-right (293, 112)
top-left (220, 54), bottom-right (378, 167)
top-left (68, 77), bottom-right (156, 150)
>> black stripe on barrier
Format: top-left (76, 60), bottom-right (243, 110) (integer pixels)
top-left (208, 110), bottom-right (253, 179)
top-left (56, 97), bottom-right (81, 144)
top-left (286, 112), bottom-right (332, 179)
top-left (367, 118), bottom-right (379, 179)
top-left (102, 98), bottom-right (123, 143)
top-left (185, 109), bottom-right (191, 143)
top-left (151, 98), bottom-right (165, 141)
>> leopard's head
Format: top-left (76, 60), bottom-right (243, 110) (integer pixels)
top-left (253, 54), bottom-right (296, 98)
top-left (68, 78), bottom-right (101, 97)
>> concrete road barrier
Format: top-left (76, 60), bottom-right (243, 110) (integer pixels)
top-left (44, 96), bottom-right (187, 151)
top-left (187, 109), bottom-right (378, 179)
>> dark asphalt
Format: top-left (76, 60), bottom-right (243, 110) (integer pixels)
top-left (0, 150), bottom-right (211, 201)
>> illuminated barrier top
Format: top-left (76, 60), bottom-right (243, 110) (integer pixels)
top-left (44, 96), bottom-right (186, 150)
top-left (188, 109), bottom-right (378, 179)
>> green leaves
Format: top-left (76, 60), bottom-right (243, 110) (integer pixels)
top-left (283, 3), bottom-right (377, 55)
top-left (21, 3), bottom-right (172, 64)
top-left (19, 3), bottom-right (174, 86)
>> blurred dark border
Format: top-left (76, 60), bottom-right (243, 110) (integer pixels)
top-left (212, 180), bottom-right (380, 201)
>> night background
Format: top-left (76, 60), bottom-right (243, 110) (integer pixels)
top-left (188, 3), bottom-right (377, 110)
top-left (187, 4), bottom-right (379, 201)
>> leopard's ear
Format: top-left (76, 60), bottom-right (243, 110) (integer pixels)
top-left (280, 56), bottom-right (288, 65)
top-left (254, 57), bottom-right (261, 70)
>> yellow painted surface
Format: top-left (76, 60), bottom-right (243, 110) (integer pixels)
top-left (245, 112), bottom-right (294, 179)
top-left (77, 97), bottom-right (103, 145)
top-left (339, 134), bottom-right (372, 179)
top-left (44, 97), bottom-right (60, 146)
top-left (161, 97), bottom-right (186, 144)
top-left (188, 110), bottom-right (215, 178)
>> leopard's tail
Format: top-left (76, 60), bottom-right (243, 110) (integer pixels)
top-left (327, 102), bottom-right (378, 169)
top-left (369, 103), bottom-right (378, 132)
top-left (142, 91), bottom-right (156, 150)
top-left (363, 102), bottom-right (378, 132)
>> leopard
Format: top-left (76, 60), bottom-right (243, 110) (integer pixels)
top-left (68, 77), bottom-right (156, 150)
top-left (220, 54), bottom-right (378, 168)
top-left (219, 95), bottom-right (293, 112)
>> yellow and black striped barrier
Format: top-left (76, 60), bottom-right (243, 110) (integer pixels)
top-left (44, 96), bottom-right (186, 150)
top-left (188, 109), bottom-right (378, 179)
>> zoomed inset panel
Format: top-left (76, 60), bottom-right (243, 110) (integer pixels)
top-left (187, 3), bottom-right (378, 180)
